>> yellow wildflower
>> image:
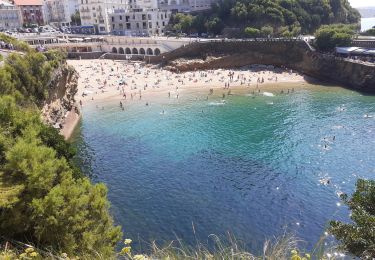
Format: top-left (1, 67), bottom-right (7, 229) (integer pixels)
top-left (291, 255), bottom-right (301, 260)
top-left (30, 252), bottom-right (38, 257)
top-left (25, 248), bottom-right (34, 253)
top-left (133, 254), bottom-right (146, 260)
top-left (124, 239), bottom-right (132, 245)
top-left (121, 246), bottom-right (131, 255)
top-left (291, 249), bottom-right (298, 255)
top-left (305, 253), bottom-right (311, 259)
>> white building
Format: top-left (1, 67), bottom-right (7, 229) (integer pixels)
top-left (0, 0), bottom-right (21, 29)
top-left (110, 8), bottom-right (170, 36)
top-left (79, 0), bottom-right (127, 34)
top-left (44, 0), bottom-right (78, 26)
top-left (158, 0), bottom-right (215, 12)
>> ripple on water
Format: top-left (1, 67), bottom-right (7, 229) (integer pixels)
top-left (73, 86), bottom-right (375, 253)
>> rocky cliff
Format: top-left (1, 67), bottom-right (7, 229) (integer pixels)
top-left (42, 64), bottom-right (80, 138)
top-left (156, 40), bottom-right (375, 93)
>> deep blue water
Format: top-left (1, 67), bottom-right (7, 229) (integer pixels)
top-left (72, 85), bottom-right (375, 253)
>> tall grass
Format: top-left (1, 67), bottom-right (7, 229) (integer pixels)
top-left (0, 233), bottom-right (346, 260)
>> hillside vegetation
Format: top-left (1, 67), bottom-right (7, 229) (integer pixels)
top-left (169, 0), bottom-right (360, 37)
top-left (0, 35), bottom-right (122, 258)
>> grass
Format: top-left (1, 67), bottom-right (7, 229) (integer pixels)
top-left (0, 232), bottom-right (347, 260)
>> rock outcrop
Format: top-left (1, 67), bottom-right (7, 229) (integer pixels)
top-left (42, 64), bottom-right (80, 138)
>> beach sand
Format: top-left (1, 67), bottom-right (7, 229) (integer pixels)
top-left (60, 108), bottom-right (81, 140)
top-left (67, 59), bottom-right (308, 107)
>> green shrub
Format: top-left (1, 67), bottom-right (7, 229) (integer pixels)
top-left (315, 24), bottom-right (355, 51)
top-left (329, 179), bottom-right (375, 258)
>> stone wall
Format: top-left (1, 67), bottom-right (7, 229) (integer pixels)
top-left (157, 40), bottom-right (375, 93)
top-left (68, 51), bottom-right (105, 59)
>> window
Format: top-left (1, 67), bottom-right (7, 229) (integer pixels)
top-left (148, 14), bottom-right (151, 20)
top-left (143, 22), bottom-right (146, 29)
top-left (111, 16), bottom-right (114, 22)
top-left (149, 22), bottom-right (152, 28)
top-left (100, 26), bottom-right (105, 31)
top-left (112, 24), bottom-right (115, 29)
top-left (136, 23), bottom-right (139, 29)
top-left (119, 15), bottom-right (122, 20)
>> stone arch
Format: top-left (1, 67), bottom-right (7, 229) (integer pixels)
top-left (125, 47), bottom-right (131, 54)
top-left (132, 48), bottom-right (138, 54)
top-left (112, 47), bottom-right (117, 53)
top-left (154, 48), bottom-right (161, 56)
top-left (146, 48), bottom-right (153, 55)
top-left (139, 48), bottom-right (145, 55)
top-left (119, 47), bottom-right (124, 54)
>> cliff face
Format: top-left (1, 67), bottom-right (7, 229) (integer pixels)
top-left (157, 41), bottom-right (375, 93)
top-left (42, 64), bottom-right (80, 134)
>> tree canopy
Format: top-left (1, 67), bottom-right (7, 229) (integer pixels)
top-left (314, 24), bottom-right (355, 51)
top-left (0, 36), bottom-right (122, 257)
top-left (168, 0), bottom-right (360, 37)
top-left (329, 179), bottom-right (375, 258)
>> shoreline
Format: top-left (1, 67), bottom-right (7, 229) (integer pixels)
top-left (67, 59), bottom-right (309, 103)
top-left (64, 58), bottom-right (323, 139)
top-left (60, 108), bottom-right (81, 140)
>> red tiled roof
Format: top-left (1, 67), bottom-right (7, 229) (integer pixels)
top-left (14, 0), bottom-right (42, 6)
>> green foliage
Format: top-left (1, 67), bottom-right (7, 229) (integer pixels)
top-left (168, 0), bottom-right (360, 36)
top-left (261, 26), bottom-right (274, 37)
top-left (0, 96), bottom-right (122, 257)
top-left (71, 10), bottom-right (81, 26)
top-left (314, 24), bottom-right (354, 51)
top-left (172, 13), bottom-right (194, 33)
top-left (0, 43), bottom-right (122, 257)
top-left (0, 33), bottom-right (31, 52)
top-left (329, 179), bottom-right (375, 258)
top-left (362, 28), bottom-right (375, 36)
top-left (0, 49), bottom-right (65, 106)
top-left (244, 27), bottom-right (260, 38)
top-left (206, 17), bottom-right (224, 35)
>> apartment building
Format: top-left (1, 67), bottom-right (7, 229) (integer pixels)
top-left (44, 0), bottom-right (78, 26)
top-left (14, 0), bottom-right (46, 25)
top-left (0, 0), bottom-right (22, 29)
top-left (79, 0), bottom-right (127, 34)
top-left (110, 8), bottom-right (170, 36)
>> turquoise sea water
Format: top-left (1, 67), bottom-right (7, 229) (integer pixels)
top-left (73, 85), bottom-right (375, 253)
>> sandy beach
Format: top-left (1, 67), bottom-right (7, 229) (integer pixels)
top-left (67, 59), bottom-right (308, 107)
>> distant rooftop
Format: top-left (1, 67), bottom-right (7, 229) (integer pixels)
top-left (0, 0), bottom-right (15, 7)
top-left (14, 0), bottom-right (42, 6)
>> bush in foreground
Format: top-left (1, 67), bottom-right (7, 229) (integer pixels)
top-left (329, 179), bottom-right (375, 258)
